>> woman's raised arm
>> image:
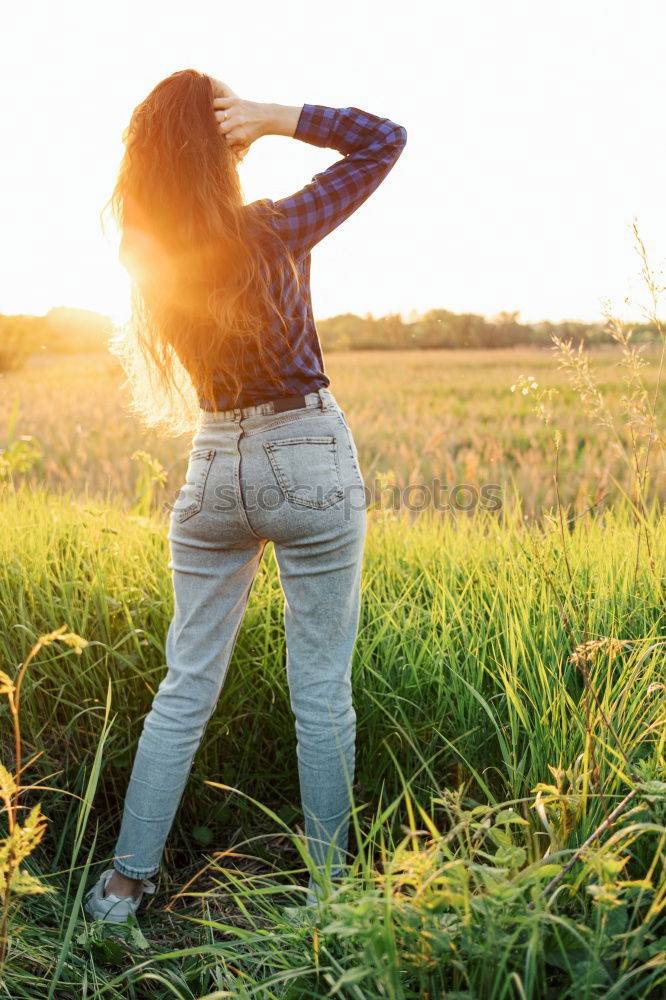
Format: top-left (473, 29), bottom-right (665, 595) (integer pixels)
top-left (265, 104), bottom-right (408, 258)
top-left (213, 94), bottom-right (407, 258)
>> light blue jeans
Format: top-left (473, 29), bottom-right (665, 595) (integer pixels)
top-left (112, 387), bottom-right (367, 905)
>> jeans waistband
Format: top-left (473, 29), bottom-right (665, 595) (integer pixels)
top-left (199, 386), bottom-right (335, 424)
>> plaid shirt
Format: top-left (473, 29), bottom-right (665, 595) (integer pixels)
top-left (205, 104), bottom-right (407, 410)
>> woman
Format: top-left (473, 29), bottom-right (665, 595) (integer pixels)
top-left (84, 69), bottom-right (407, 922)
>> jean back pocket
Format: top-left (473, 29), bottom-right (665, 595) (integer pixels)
top-left (172, 448), bottom-right (216, 522)
top-left (264, 436), bottom-right (344, 509)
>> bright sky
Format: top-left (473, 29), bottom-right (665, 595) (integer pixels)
top-left (2, 0), bottom-right (665, 326)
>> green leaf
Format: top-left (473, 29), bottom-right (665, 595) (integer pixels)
top-left (328, 966), bottom-right (373, 989)
top-left (532, 864), bottom-right (563, 879)
top-left (495, 846), bottom-right (527, 869)
top-left (494, 809), bottom-right (529, 826)
top-left (638, 780), bottom-right (666, 801)
top-left (192, 825), bottom-right (214, 845)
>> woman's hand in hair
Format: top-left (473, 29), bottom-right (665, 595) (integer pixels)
top-left (212, 95), bottom-right (268, 153)
top-left (209, 77), bottom-right (251, 159)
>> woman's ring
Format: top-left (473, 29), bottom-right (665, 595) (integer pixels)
top-left (224, 110), bottom-right (228, 120)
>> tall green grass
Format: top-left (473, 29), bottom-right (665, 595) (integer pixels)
top-left (1, 487), bottom-right (664, 998)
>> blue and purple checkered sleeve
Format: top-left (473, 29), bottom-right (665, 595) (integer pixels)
top-left (267, 104), bottom-right (407, 258)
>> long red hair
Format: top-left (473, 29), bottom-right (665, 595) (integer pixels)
top-left (106, 68), bottom-right (303, 436)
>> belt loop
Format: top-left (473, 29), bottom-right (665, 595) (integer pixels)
top-left (318, 387), bottom-right (328, 411)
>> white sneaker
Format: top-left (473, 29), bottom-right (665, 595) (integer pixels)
top-left (83, 868), bottom-right (156, 924)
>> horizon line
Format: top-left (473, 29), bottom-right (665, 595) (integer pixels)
top-left (0, 302), bottom-right (655, 329)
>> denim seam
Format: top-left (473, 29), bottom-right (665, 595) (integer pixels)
top-left (234, 423), bottom-right (266, 540)
top-left (335, 413), bottom-right (365, 490)
top-left (114, 859), bottom-right (160, 879)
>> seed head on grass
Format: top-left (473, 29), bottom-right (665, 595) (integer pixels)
top-left (569, 636), bottom-right (631, 667)
top-left (37, 625), bottom-right (88, 654)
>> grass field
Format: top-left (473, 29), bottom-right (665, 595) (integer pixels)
top-left (1, 346), bottom-right (665, 998)
top-left (2, 344), bottom-right (665, 517)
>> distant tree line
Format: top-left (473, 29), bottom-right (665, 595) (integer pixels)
top-left (1, 305), bottom-right (662, 373)
top-left (316, 309), bottom-right (663, 351)
top-left (0, 308), bottom-right (114, 371)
